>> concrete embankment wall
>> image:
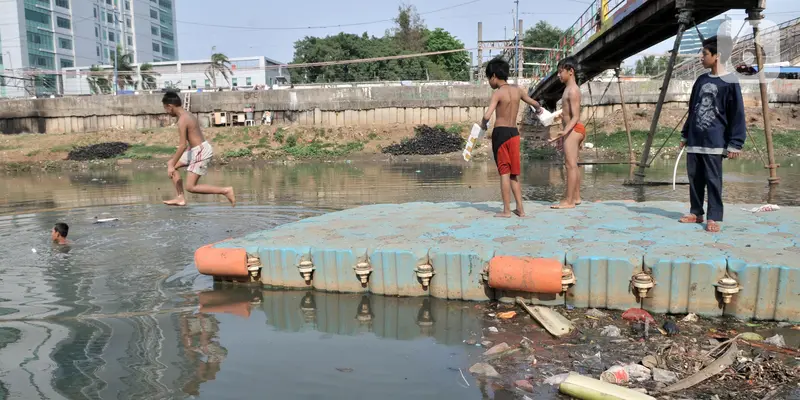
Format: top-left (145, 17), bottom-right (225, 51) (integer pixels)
top-left (1, 80), bottom-right (798, 134)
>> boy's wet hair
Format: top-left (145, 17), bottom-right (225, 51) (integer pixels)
top-left (485, 57), bottom-right (510, 81)
top-left (162, 91), bottom-right (182, 107)
top-left (54, 222), bottom-right (69, 238)
top-left (703, 35), bottom-right (732, 63)
top-left (557, 57), bottom-right (578, 73)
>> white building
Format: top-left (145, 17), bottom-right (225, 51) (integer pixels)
top-left (0, 0), bottom-right (178, 97)
top-left (62, 56), bottom-right (290, 95)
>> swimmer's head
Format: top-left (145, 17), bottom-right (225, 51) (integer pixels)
top-left (52, 222), bottom-right (69, 243)
top-left (162, 91), bottom-right (183, 116)
top-left (485, 57), bottom-right (510, 89)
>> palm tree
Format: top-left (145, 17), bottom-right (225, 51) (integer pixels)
top-left (205, 52), bottom-right (233, 89)
top-left (110, 44), bottom-right (135, 90)
top-left (138, 63), bottom-right (159, 90)
top-left (87, 65), bottom-right (111, 94)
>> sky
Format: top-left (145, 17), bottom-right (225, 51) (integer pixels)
top-left (175, 0), bottom-right (800, 67)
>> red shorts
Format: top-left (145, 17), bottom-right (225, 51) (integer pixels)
top-left (494, 135), bottom-right (521, 176)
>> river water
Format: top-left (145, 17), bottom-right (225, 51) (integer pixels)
top-left (0, 158), bottom-right (798, 399)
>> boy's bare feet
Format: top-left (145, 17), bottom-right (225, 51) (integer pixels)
top-left (164, 196), bottom-right (186, 206)
top-left (550, 202), bottom-right (575, 210)
top-left (705, 220), bottom-right (720, 233)
top-left (223, 187), bottom-right (236, 207)
top-left (513, 209), bottom-right (526, 217)
top-left (495, 212), bottom-right (512, 218)
top-left (678, 214), bottom-right (704, 224)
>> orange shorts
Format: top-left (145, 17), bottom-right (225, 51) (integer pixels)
top-left (574, 123), bottom-right (586, 137)
top-left (494, 135), bottom-right (521, 176)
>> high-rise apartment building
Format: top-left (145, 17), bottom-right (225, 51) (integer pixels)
top-left (0, 0), bottom-right (178, 96)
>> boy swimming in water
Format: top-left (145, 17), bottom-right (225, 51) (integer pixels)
top-left (549, 57), bottom-right (585, 209)
top-left (480, 57), bottom-right (543, 218)
top-left (162, 92), bottom-right (235, 207)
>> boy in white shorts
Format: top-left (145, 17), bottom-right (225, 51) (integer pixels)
top-left (162, 92), bottom-right (235, 207)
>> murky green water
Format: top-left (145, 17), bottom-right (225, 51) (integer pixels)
top-left (0, 158), bottom-right (798, 399)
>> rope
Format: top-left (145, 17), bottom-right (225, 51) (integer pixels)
top-left (646, 109), bottom-right (689, 167)
top-left (747, 129), bottom-right (769, 167)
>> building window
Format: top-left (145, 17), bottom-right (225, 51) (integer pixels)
top-left (125, 0), bottom-right (130, 9)
top-left (246, 77), bottom-right (252, 86)
top-left (232, 78), bottom-right (238, 87)
top-left (60, 58), bottom-right (74, 68)
top-left (152, 42), bottom-right (160, 52)
top-left (126, 18), bottom-right (131, 28)
top-left (190, 80), bottom-right (197, 89)
top-left (59, 37), bottom-right (73, 50)
top-left (151, 26), bottom-right (159, 35)
top-left (96, 46), bottom-right (101, 56)
top-left (159, 0), bottom-right (171, 10)
top-left (106, 0), bottom-right (112, 4)
top-left (25, 9), bottom-right (51, 25)
top-left (56, 16), bottom-right (71, 29)
top-left (107, 13), bottom-right (114, 24)
top-left (93, 7), bottom-right (98, 19)
top-left (150, 9), bottom-right (158, 19)
top-left (204, 79), bottom-right (210, 88)
top-left (127, 35), bottom-right (133, 46)
top-left (108, 32), bottom-right (115, 42)
top-left (95, 26), bottom-right (99, 37)
top-left (103, 30), bottom-right (107, 40)
top-left (161, 45), bottom-right (174, 57)
top-left (161, 31), bottom-right (173, 41)
top-left (55, 0), bottom-right (69, 9)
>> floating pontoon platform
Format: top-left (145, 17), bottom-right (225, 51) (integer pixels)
top-left (195, 201), bottom-right (800, 322)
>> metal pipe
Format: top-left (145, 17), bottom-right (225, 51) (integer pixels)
top-left (634, 4), bottom-right (693, 183)
top-left (749, 9), bottom-right (780, 184)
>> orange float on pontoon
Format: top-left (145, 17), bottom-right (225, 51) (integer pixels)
top-left (487, 256), bottom-right (563, 294)
top-left (194, 243), bottom-right (249, 278)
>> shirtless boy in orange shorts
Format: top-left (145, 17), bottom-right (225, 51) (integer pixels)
top-left (480, 57), bottom-right (543, 218)
top-left (549, 57), bottom-right (585, 209)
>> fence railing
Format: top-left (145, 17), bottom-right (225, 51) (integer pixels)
top-left (531, 0), bottom-right (636, 80)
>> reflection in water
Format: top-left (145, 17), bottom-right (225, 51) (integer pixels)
top-left (0, 159), bottom-right (798, 399)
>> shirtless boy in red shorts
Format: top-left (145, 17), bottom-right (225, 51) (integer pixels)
top-left (480, 57), bottom-right (543, 218)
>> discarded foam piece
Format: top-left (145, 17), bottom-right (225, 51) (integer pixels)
top-left (516, 297), bottom-right (573, 337)
top-left (559, 372), bottom-right (657, 400)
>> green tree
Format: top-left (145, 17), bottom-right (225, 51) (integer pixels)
top-left (392, 4), bottom-right (426, 52)
top-left (290, 6), bottom-right (468, 83)
top-left (205, 52), bottom-right (233, 88)
top-left (522, 21), bottom-right (565, 73)
top-left (424, 28), bottom-right (470, 80)
top-left (110, 44), bottom-right (135, 90)
top-left (635, 55), bottom-right (670, 76)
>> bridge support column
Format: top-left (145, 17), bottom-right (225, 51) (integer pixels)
top-left (748, 7), bottom-right (780, 185)
top-left (631, 0), bottom-right (694, 184)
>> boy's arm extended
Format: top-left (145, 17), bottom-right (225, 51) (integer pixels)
top-left (725, 82), bottom-right (746, 158)
top-left (167, 118), bottom-right (188, 175)
top-left (680, 80), bottom-right (699, 148)
top-left (519, 87), bottom-right (542, 113)
top-left (481, 91), bottom-right (500, 130)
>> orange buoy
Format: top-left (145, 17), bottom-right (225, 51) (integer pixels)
top-left (194, 243), bottom-right (249, 278)
top-left (487, 256), bottom-right (563, 294)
